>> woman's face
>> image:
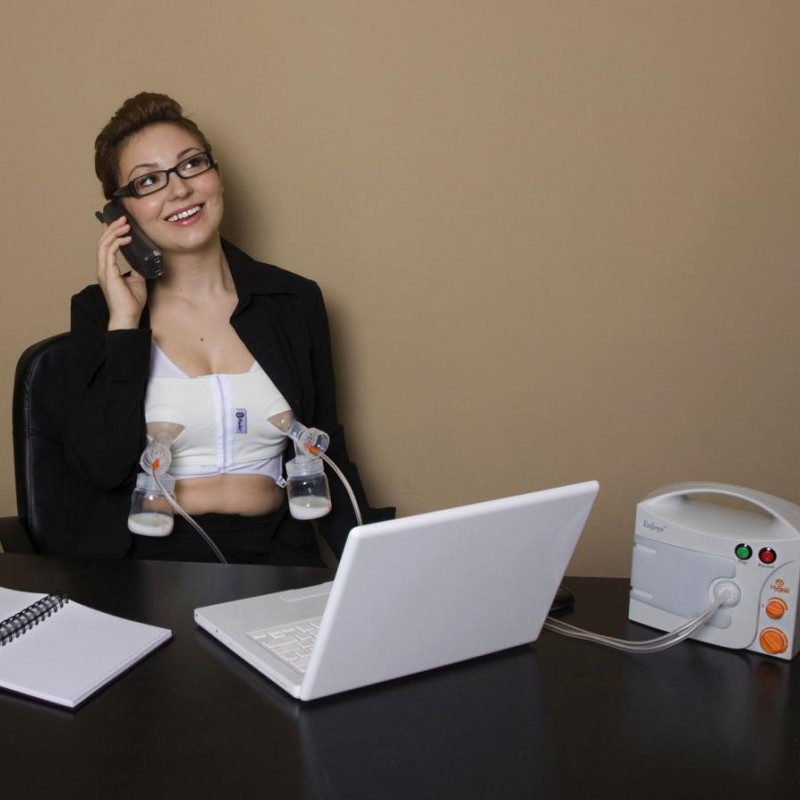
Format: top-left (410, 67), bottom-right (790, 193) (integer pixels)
top-left (116, 122), bottom-right (224, 256)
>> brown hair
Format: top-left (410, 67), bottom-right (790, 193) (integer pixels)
top-left (94, 92), bottom-right (213, 199)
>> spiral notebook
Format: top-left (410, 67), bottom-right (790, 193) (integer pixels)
top-left (0, 586), bottom-right (172, 708)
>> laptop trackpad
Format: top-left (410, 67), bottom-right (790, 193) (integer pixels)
top-left (279, 582), bottom-right (333, 603)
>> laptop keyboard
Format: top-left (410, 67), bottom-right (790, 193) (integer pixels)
top-left (248, 618), bottom-right (322, 673)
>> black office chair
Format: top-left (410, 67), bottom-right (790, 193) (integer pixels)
top-left (0, 333), bottom-right (76, 554)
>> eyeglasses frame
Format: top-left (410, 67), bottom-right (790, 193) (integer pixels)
top-left (113, 151), bottom-right (218, 199)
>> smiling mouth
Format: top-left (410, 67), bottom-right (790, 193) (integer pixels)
top-left (166, 204), bottom-right (203, 223)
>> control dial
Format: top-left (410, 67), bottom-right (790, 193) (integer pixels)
top-left (759, 627), bottom-right (789, 655)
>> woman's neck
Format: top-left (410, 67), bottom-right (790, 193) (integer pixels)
top-left (157, 236), bottom-right (233, 297)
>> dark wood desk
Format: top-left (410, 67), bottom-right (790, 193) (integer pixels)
top-left (0, 554), bottom-right (797, 798)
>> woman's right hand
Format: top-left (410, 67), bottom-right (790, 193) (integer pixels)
top-left (96, 215), bottom-right (148, 330)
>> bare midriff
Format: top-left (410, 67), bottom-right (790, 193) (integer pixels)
top-left (175, 474), bottom-right (284, 517)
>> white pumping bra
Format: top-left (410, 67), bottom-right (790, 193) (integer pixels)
top-left (144, 342), bottom-right (292, 484)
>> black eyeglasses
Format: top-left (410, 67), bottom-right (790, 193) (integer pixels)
top-left (114, 151), bottom-right (218, 198)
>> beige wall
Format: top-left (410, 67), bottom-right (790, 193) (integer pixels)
top-left (1, 2), bottom-right (798, 575)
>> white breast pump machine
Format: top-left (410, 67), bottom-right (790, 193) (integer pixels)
top-left (628, 483), bottom-right (800, 660)
top-left (545, 481), bottom-right (800, 661)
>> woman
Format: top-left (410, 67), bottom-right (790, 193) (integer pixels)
top-left (64, 92), bottom-right (391, 565)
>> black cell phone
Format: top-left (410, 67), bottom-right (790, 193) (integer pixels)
top-left (95, 201), bottom-right (163, 279)
top-left (549, 585), bottom-right (575, 613)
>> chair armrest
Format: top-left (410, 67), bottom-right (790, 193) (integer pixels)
top-left (0, 516), bottom-right (35, 554)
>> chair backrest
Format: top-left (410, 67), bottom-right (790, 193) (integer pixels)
top-left (12, 333), bottom-right (136, 557)
top-left (12, 333), bottom-right (76, 552)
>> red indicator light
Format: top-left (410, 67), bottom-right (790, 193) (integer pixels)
top-left (758, 548), bottom-right (777, 565)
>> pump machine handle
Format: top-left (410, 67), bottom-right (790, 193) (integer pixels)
top-left (644, 482), bottom-right (800, 539)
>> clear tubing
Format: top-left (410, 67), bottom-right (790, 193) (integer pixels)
top-left (320, 452), bottom-right (363, 527)
top-left (141, 414), bottom-right (362, 561)
top-left (149, 455), bottom-right (363, 560)
top-left (137, 423), bottom-right (226, 562)
top-left (151, 470), bottom-right (228, 565)
top-left (543, 594), bottom-right (729, 654)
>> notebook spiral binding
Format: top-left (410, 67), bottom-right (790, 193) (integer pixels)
top-left (0, 594), bottom-right (69, 646)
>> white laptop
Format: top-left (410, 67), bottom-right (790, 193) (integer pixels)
top-left (194, 480), bottom-right (598, 701)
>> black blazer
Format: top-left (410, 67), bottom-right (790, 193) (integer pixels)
top-left (63, 239), bottom-right (392, 559)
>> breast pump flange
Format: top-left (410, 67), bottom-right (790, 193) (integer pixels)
top-left (267, 411), bottom-right (333, 521)
top-left (127, 424), bottom-right (182, 537)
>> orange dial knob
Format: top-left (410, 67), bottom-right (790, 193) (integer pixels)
top-left (765, 597), bottom-right (788, 620)
top-left (759, 627), bottom-right (789, 655)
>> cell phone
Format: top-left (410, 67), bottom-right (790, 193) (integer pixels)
top-left (549, 585), bottom-right (575, 613)
top-left (95, 201), bottom-right (163, 279)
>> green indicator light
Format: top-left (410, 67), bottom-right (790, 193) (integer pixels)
top-left (735, 544), bottom-right (752, 560)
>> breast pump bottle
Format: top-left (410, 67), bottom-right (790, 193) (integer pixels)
top-left (128, 472), bottom-right (176, 536)
top-left (128, 423), bottom-right (183, 537)
top-left (285, 455), bottom-right (332, 520)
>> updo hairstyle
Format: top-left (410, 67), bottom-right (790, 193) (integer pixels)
top-left (94, 92), bottom-right (213, 199)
